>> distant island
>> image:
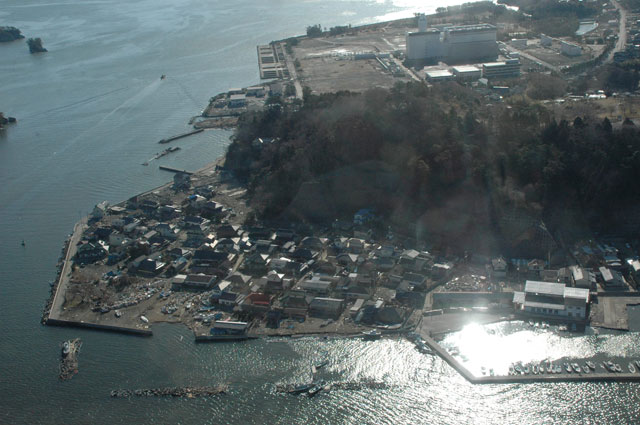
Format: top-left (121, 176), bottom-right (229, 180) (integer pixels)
top-left (0, 26), bottom-right (24, 42)
top-left (27, 37), bottom-right (47, 53)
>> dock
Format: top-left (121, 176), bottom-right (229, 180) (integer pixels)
top-left (418, 332), bottom-right (640, 384)
top-left (159, 166), bottom-right (193, 174)
top-left (194, 334), bottom-right (256, 342)
top-left (158, 128), bottom-right (203, 144)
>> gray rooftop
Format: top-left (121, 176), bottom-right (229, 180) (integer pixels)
top-left (525, 280), bottom-right (565, 297)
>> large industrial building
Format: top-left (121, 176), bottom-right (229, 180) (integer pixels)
top-left (406, 15), bottom-right (498, 65)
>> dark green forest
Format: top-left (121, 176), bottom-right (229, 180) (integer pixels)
top-left (225, 82), bottom-right (640, 249)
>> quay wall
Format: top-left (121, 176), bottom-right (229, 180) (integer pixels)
top-left (47, 318), bottom-right (153, 336)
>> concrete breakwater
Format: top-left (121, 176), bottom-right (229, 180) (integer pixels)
top-left (110, 385), bottom-right (227, 398)
top-left (47, 318), bottom-right (153, 336)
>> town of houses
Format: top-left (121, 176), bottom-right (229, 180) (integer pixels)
top-left (68, 170), bottom-right (640, 339)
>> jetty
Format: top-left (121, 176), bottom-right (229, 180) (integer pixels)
top-left (159, 166), bottom-right (193, 174)
top-left (158, 129), bottom-right (203, 144)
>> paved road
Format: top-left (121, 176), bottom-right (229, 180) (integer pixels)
top-left (605, 0), bottom-right (627, 64)
top-left (281, 43), bottom-right (304, 100)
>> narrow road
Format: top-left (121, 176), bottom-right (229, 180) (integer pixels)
top-left (605, 0), bottom-right (627, 63)
top-left (280, 42), bottom-right (304, 100)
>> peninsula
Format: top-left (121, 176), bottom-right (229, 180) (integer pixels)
top-left (45, 0), bottom-right (640, 384)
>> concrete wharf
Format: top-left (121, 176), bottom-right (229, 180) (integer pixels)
top-left (419, 332), bottom-right (640, 384)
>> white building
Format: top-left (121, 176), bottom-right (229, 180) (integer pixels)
top-left (452, 65), bottom-right (481, 81)
top-left (512, 280), bottom-right (590, 320)
top-left (425, 69), bottom-right (454, 82)
top-left (406, 23), bottom-right (498, 64)
top-left (482, 59), bottom-right (521, 79)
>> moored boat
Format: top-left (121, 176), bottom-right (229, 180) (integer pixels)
top-left (362, 329), bottom-right (382, 340)
top-left (586, 361), bottom-right (596, 371)
top-left (564, 363), bottom-right (572, 373)
top-left (572, 363), bottom-right (581, 373)
top-left (630, 363), bottom-right (637, 373)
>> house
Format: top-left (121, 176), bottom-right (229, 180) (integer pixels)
top-left (210, 280), bottom-right (233, 300)
top-left (228, 93), bottom-right (247, 108)
top-left (90, 201), bottom-right (109, 221)
top-left (599, 267), bottom-right (628, 289)
top-left (272, 228), bottom-right (295, 245)
top-left (299, 236), bottom-right (324, 251)
top-left (309, 297), bottom-right (345, 318)
top-left (218, 291), bottom-right (241, 308)
top-left (213, 237), bottom-right (240, 253)
top-left (298, 276), bottom-right (333, 294)
top-left (350, 298), bottom-right (366, 317)
top-left (347, 238), bottom-right (365, 254)
top-left (337, 253), bottom-right (360, 268)
top-left (136, 258), bottom-right (166, 277)
top-left (240, 292), bottom-right (272, 313)
top-left (155, 223), bottom-right (179, 240)
top-left (570, 265), bottom-right (593, 289)
top-left (242, 252), bottom-right (270, 273)
top-left (280, 290), bottom-right (309, 317)
top-left (512, 280), bottom-right (590, 320)
top-left (75, 241), bottom-right (107, 264)
top-left (491, 257), bottom-right (507, 278)
top-left (217, 224), bottom-right (241, 239)
top-left (260, 271), bottom-right (286, 293)
top-left (193, 248), bottom-right (234, 267)
top-left (354, 208), bottom-right (375, 225)
top-left (172, 273), bottom-right (216, 291)
top-left (527, 259), bottom-right (546, 277)
top-left (289, 247), bottom-right (316, 262)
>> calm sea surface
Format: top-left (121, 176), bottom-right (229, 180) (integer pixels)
top-left (2, 1), bottom-right (640, 423)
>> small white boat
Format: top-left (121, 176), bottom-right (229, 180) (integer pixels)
top-left (140, 315), bottom-right (149, 323)
top-left (586, 361), bottom-right (596, 371)
top-left (630, 363), bottom-right (637, 373)
top-left (572, 363), bottom-right (581, 373)
top-left (564, 363), bottom-right (572, 373)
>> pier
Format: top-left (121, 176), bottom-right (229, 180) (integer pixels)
top-left (159, 166), bottom-right (193, 174)
top-left (158, 128), bottom-right (203, 144)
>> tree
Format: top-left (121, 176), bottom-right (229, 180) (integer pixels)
top-left (306, 24), bottom-right (322, 38)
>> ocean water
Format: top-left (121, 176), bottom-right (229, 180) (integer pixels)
top-left (2, 1), bottom-right (640, 423)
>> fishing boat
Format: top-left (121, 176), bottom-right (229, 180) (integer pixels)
top-left (160, 74), bottom-right (166, 80)
top-left (572, 363), bottom-right (581, 373)
top-left (635, 360), bottom-right (640, 370)
top-left (362, 329), bottom-right (382, 340)
top-left (614, 364), bottom-right (623, 373)
top-left (288, 384), bottom-right (313, 394)
top-left (564, 363), bottom-right (572, 373)
top-left (524, 366), bottom-right (530, 374)
top-left (586, 361), bottom-right (596, 371)
top-left (307, 385), bottom-right (323, 398)
top-left (62, 341), bottom-right (71, 356)
top-left (315, 360), bottom-right (328, 369)
top-left (630, 363), bottom-right (637, 373)
top-left (532, 365), bottom-right (538, 375)
top-left (514, 365), bottom-right (523, 374)
top-left (583, 364), bottom-right (590, 374)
